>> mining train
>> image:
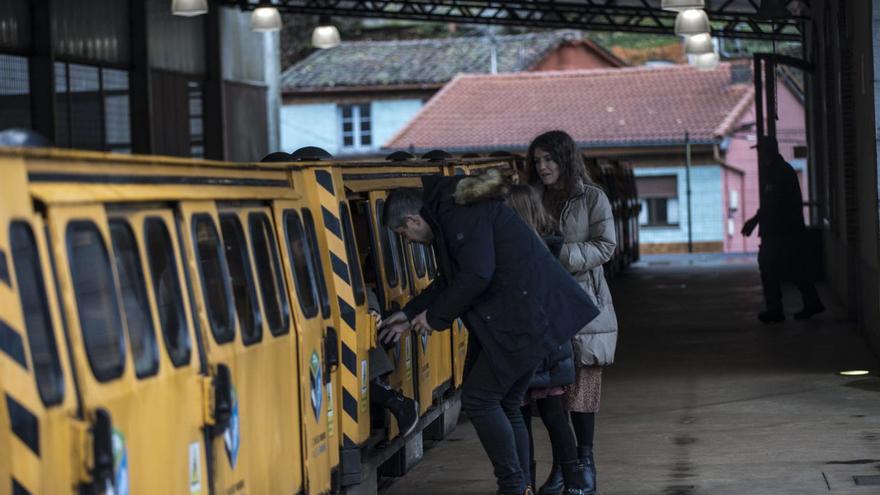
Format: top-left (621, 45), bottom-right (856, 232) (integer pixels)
top-left (0, 146), bottom-right (637, 495)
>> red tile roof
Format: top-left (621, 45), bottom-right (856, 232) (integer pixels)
top-left (384, 63), bottom-right (754, 152)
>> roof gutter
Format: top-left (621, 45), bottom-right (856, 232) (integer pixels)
top-left (384, 138), bottom-right (722, 155)
top-left (282, 83), bottom-right (444, 97)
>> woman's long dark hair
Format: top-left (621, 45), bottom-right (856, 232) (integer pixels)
top-left (526, 130), bottom-right (592, 196)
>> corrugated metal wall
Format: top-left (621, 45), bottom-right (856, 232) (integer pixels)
top-left (147, 0), bottom-right (205, 74)
top-left (0, 0), bottom-right (30, 51)
top-left (225, 81), bottom-right (268, 161)
top-left (52, 0), bottom-right (129, 65)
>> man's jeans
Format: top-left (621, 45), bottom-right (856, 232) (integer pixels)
top-left (461, 352), bottom-right (534, 494)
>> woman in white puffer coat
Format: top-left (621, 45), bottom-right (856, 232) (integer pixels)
top-left (526, 130), bottom-right (619, 495)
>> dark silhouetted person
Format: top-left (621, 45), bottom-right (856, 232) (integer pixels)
top-left (742, 139), bottom-right (824, 323)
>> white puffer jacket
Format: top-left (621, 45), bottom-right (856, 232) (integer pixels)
top-left (546, 182), bottom-right (619, 366)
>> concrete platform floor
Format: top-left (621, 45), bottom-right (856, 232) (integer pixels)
top-left (381, 254), bottom-right (880, 495)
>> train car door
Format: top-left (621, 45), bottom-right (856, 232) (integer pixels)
top-left (412, 243), bottom-right (453, 400)
top-left (273, 199), bottom-right (337, 495)
top-left (216, 204), bottom-right (304, 494)
top-left (301, 167), bottom-right (374, 468)
top-left (367, 191), bottom-right (416, 437)
top-left (46, 204), bottom-right (208, 494)
top-left (178, 201), bottom-right (301, 495)
top-left (0, 162), bottom-right (79, 494)
top-left (333, 174), bottom-right (373, 448)
top-left (405, 242), bottom-right (436, 415)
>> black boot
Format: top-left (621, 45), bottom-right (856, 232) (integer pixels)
top-left (537, 459), bottom-right (564, 495)
top-left (577, 447), bottom-right (596, 495)
top-left (384, 392), bottom-right (419, 437)
top-left (561, 459), bottom-right (593, 495)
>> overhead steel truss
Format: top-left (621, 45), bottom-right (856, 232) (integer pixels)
top-left (226, 0), bottom-right (806, 41)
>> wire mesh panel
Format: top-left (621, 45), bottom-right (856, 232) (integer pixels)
top-left (54, 61), bottom-right (131, 152)
top-left (54, 62), bottom-right (70, 147)
top-left (103, 68), bottom-right (131, 153)
top-left (67, 63), bottom-right (103, 151)
top-left (188, 81), bottom-right (204, 158)
top-left (0, 54), bottom-right (30, 129)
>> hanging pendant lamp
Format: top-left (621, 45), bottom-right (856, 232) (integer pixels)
top-left (251, 5), bottom-right (282, 32)
top-left (312, 16), bottom-right (341, 49)
top-left (692, 51), bottom-right (720, 70)
top-left (172, 0), bottom-right (208, 17)
top-left (661, 0), bottom-right (705, 12)
top-left (684, 33), bottom-right (714, 55)
top-left (674, 9), bottom-right (711, 36)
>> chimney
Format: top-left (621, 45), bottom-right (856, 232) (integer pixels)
top-left (730, 62), bottom-right (752, 84)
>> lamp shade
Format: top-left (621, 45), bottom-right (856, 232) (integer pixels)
top-left (661, 0), bottom-right (705, 12)
top-left (674, 9), bottom-right (711, 36)
top-left (692, 51), bottom-right (720, 70)
top-left (312, 25), bottom-right (341, 49)
top-left (251, 6), bottom-right (282, 32)
top-left (684, 33), bottom-right (714, 55)
top-left (172, 0), bottom-right (208, 17)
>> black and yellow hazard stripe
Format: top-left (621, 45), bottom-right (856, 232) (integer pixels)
top-left (0, 248), bottom-right (10, 287)
top-left (313, 169), bottom-right (365, 447)
top-left (1, 277), bottom-right (43, 495)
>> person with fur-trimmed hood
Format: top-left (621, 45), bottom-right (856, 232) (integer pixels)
top-left (377, 169), bottom-right (600, 495)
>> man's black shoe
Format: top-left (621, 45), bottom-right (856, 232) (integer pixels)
top-left (758, 311), bottom-right (785, 324)
top-left (794, 303), bottom-right (825, 320)
top-left (387, 394), bottom-right (419, 437)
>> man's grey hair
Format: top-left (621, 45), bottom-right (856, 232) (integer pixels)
top-left (383, 188), bottom-right (424, 230)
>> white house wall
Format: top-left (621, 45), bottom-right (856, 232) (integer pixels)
top-left (281, 98), bottom-right (423, 156)
top-left (373, 99), bottom-right (424, 152)
top-left (634, 165), bottom-right (724, 246)
top-left (281, 103), bottom-right (339, 153)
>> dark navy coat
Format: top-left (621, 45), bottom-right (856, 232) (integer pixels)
top-left (402, 175), bottom-right (599, 388)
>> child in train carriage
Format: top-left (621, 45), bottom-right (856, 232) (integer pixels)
top-left (363, 264), bottom-right (419, 437)
top-left (504, 184), bottom-right (584, 495)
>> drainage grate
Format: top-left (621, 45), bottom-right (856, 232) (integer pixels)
top-left (853, 475), bottom-right (880, 486)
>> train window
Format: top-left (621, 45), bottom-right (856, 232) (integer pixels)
top-left (248, 213), bottom-right (290, 336)
top-left (220, 215), bottom-right (262, 346)
top-left (302, 209), bottom-right (331, 319)
top-left (392, 233), bottom-right (409, 291)
top-left (109, 221), bottom-right (159, 378)
top-left (411, 243), bottom-right (427, 279)
top-left (374, 200), bottom-right (398, 288)
top-left (144, 219), bottom-right (190, 367)
top-left (426, 245), bottom-right (438, 279)
top-left (192, 215), bottom-right (235, 345)
top-left (284, 210), bottom-right (319, 318)
top-left (339, 203), bottom-right (366, 306)
top-left (67, 221), bottom-right (125, 382)
top-left (10, 222), bottom-right (64, 406)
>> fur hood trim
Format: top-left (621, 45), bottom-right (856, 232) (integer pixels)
top-left (453, 168), bottom-right (509, 205)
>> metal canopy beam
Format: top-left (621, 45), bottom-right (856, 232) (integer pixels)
top-left (225, 0), bottom-right (805, 41)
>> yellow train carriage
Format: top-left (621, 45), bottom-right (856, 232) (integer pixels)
top-left (0, 153), bottom-right (80, 494)
top-left (0, 148), bottom-right (327, 495)
top-left (0, 146), bottom-right (517, 495)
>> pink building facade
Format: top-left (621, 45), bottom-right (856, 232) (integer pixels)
top-left (723, 80), bottom-right (808, 253)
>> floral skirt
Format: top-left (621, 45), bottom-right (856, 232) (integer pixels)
top-left (563, 366), bottom-right (602, 413)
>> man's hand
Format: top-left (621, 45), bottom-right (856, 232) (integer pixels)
top-left (377, 311), bottom-right (410, 344)
top-left (741, 216), bottom-right (758, 237)
top-left (410, 310), bottom-right (434, 336)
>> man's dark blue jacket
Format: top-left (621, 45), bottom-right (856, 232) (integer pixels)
top-left (402, 172), bottom-right (599, 387)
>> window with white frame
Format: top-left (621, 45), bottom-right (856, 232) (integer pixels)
top-left (637, 175), bottom-right (680, 227)
top-left (340, 104), bottom-right (372, 150)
